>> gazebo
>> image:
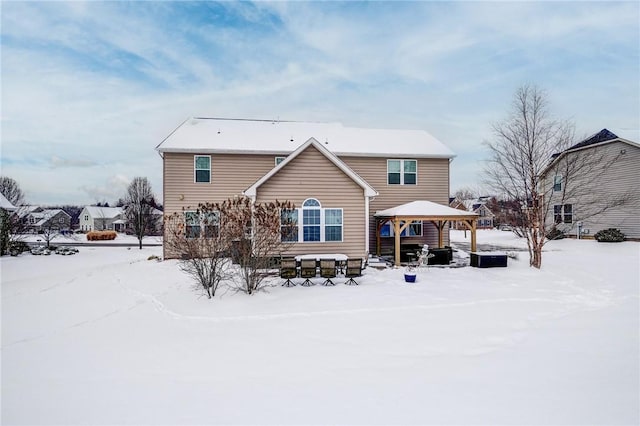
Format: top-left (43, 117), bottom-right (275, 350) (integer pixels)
top-left (374, 200), bottom-right (479, 266)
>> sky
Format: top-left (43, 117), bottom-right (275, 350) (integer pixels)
top-left (1, 1), bottom-right (639, 206)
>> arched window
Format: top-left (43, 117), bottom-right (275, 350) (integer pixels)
top-left (302, 198), bottom-right (321, 242)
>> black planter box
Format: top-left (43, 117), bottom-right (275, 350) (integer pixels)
top-left (470, 252), bottom-right (507, 268)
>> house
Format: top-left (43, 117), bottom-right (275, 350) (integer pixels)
top-left (24, 209), bottom-right (71, 233)
top-left (156, 118), bottom-right (479, 262)
top-left (0, 193), bottom-right (17, 213)
top-left (79, 206), bottom-right (125, 232)
top-left (449, 197), bottom-right (495, 229)
top-left (540, 128), bottom-right (640, 240)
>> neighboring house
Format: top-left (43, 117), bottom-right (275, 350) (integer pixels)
top-left (79, 206), bottom-right (125, 231)
top-left (122, 205), bottom-right (164, 236)
top-left (24, 209), bottom-right (72, 233)
top-left (541, 128), bottom-right (640, 240)
top-left (156, 117), bottom-right (462, 260)
top-left (0, 193), bottom-right (17, 213)
top-left (449, 197), bottom-right (495, 229)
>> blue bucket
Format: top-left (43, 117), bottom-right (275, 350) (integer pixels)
top-left (404, 273), bottom-right (417, 283)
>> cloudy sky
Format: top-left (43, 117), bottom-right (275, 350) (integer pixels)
top-left (1, 1), bottom-right (638, 205)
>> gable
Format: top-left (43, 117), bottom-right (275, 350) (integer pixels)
top-left (244, 138), bottom-right (377, 198)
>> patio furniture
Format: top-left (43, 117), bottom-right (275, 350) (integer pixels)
top-left (470, 252), bottom-right (507, 268)
top-left (300, 259), bottom-right (318, 286)
top-left (280, 257), bottom-right (298, 286)
top-left (320, 258), bottom-right (337, 286)
top-left (344, 258), bottom-right (363, 285)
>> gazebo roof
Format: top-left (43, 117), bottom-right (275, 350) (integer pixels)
top-left (375, 200), bottom-right (478, 219)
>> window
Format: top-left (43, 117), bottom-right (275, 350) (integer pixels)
top-left (554, 204), bottom-right (573, 224)
top-left (380, 220), bottom-right (423, 237)
top-left (275, 156), bottom-right (286, 166)
top-left (280, 209), bottom-right (298, 242)
top-left (194, 155), bottom-right (211, 183)
top-left (59, 217), bottom-right (64, 223)
top-left (303, 199), bottom-right (321, 242)
top-left (324, 209), bottom-right (343, 241)
top-left (185, 211), bottom-right (201, 238)
top-left (203, 211), bottom-right (220, 238)
top-left (282, 198), bottom-right (344, 243)
top-left (387, 159), bottom-right (417, 185)
top-left (553, 175), bottom-right (562, 192)
top-left (84, 215), bottom-right (89, 221)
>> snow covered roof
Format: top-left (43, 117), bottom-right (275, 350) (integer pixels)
top-left (156, 117), bottom-right (456, 159)
top-left (375, 200), bottom-right (479, 218)
top-left (84, 206), bottom-right (124, 219)
top-left (0, 193), bottom-right (17, 211)
top-left (244, 138), bottom-right (378, 198)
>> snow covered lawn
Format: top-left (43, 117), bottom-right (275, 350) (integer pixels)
top-left (2, 230), bottom-right (638, 425)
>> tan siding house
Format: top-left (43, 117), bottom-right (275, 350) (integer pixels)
top-left (157, 118), bottom-right (457, 259)
top-left (541, 129), bottom-right (640, 240)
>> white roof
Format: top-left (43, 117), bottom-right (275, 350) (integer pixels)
top-left (0, 193), bottom-right (17, 211)
top-left (156, 117), bottom-right (456, 159)
top-left (84, 206), bottom-right (124, 219)
top-left (375, 200), bottom-right (479, 217)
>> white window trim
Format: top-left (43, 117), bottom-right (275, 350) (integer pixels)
top-left (194, 155), bottom-right (211, 183)
top-left (387, 159), bottom-right (418, 185)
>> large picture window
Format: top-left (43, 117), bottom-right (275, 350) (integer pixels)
top-left (194, 155), bottom-right (211, 183)
top-left (387, 159), bottom-right (417, 185)
top-left (281, 198), bottom-right (343, 243)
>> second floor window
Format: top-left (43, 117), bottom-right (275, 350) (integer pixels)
top-left (553, 175), bottom-right (562, 192)
top-left (387, 159), bottom-right (417, 185)
top-left (194, 155), bottom-right (211, 183)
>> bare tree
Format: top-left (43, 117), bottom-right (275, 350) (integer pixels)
top-left (219, 197), bottom-right (296, 295)
top-left (484, 85), bottom-right (575, 268)
top-left (485, 85), bottom-right (633, 268)
top-left (123, 177), bottom-right (159, 249)
top-left (164, 204), bottom-right (230, 299)
top-left (0, 176), bottom-right (25, 206)
top-left (0, 177), bottom-right (26, 255)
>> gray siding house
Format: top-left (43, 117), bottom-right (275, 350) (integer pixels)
top-left (156, 118), bottom-right (458, 259)
top-left (541, 129), bottom-right (640, 240)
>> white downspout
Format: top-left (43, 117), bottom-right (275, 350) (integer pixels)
top-left (365, 194), bottom-right (370, 257)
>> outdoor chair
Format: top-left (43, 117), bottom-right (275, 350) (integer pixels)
top-left (280, 257), bottom-right (298, 287)
top-left (320, 259), bottom-right (337, 286)
top-left (344, 258), bottom-right (363, 285)
top-left (300, 259), bottom-right (317, 286)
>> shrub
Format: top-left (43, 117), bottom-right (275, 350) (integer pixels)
top-left (594, 228), bottom-right (625, 242)
top-left (86, 231), bottom-right (117, 241)
top-left (546, 226), bottom-right (565, 240)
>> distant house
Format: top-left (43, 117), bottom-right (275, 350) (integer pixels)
top-left (540, 128), bottom-right (640, 240)
top-left (24, 209), bottom-right (71, 233)
top-left (0, 193), bottom-right (17, 212)
top-left (156, 118), bottom-right (480, 263)
top-left (79, 206), bottom-right (125, 232)
top-left (449, 197), bottom-right (495, 229)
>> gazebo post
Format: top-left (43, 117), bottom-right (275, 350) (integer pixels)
top-left (393, 218), bottom-right (401, 266)
top-left (375, 219), bottom-right (382, 256)
top-left (471, 219), bottom-right (477, 252)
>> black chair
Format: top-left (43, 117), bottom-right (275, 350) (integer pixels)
top-left (300, 259), bottom-right (317, 286)
top-left (344, 258), bottom-right (363, 285)
top-left (280, 257), bottom-right (297, 287)
top-left (320, 259), bottom-right (337, 286)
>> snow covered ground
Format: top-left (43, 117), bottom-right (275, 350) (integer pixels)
top-left (2, 230), bottom-right (638, 425)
